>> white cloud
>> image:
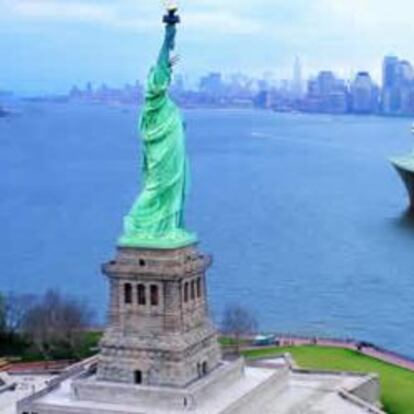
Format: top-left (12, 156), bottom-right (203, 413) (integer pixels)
top-left (318, 0), bottom-right (414, 30)
top-left (0, 0), bottom-right (261, 35)
top-left (8, 0), bottom-right (114, 22)
top-left (3, 0), bottom-right (414, 86)
top-left (184, 11), bottom-right (261, 35)
top-left (4, 0), bottom-right (414, 34)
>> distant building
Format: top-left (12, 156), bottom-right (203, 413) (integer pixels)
top-left (172, 74), bottom-right (186, 94)
top-left (383, 56), bottom-right (399, 89)
top-left (317, 71), bottom-right (336, 96)
top-left (382, 56), bottom-right (400, 114)
top-left (350, 72), bottom-right (378, 114)
top-left (398, 61), bottom-right (414, 114)
top-left (85, 82), bottom-right (94, 99)
top-left (291, 56), bottom-right (303, 98)
top-left (399, 60), bottom-right (414, 85)
top-left (68, 80), bottom-right (143, 105)
top-left (382, 56), bottom-right (414, 115)
top-left (199, 73), bottom-right (223, 98)
top-left (304, 71), bottom-right (349, 114)
top-left (400, 87), bottom-right (414, 115)
top-left (69, 85), bottom-right (82, 99)
top-left (253, 90), bottom-right (269, 109)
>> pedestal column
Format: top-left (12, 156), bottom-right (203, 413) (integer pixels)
top-left (96, 244), bottom-right (222, 387)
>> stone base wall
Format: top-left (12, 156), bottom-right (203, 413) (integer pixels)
top-left (73, 359), bottom-right (245, 411)
top-left (96, 327), bottom-right (222, 387)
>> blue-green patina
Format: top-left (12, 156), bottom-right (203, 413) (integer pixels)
top-left (119, 24), bottom-right (196, 248)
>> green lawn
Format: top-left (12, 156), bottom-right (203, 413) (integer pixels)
top-left (218, 336), bottom-right (250, 347)
top-left (243, 345), bottom-right (414, 414)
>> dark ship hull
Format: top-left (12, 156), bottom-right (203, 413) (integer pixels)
top-left (391, 156), bottom-right (414, 211)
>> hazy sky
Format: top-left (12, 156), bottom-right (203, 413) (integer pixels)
top-left (2, 0), bottom-right (414, 94)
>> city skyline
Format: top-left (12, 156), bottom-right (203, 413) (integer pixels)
top-left (2, 54), bottom-right (409, 96)
top-left (2, 0), bottom-right (414, 94)
top-left (63, 54), bottom-right (414, 117)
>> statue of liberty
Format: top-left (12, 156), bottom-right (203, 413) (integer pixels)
top-left (119, 4), bottom-right (196, 248)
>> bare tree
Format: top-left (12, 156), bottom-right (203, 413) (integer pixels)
top-left (22, 290), bottom-right (94, 359)
top-left (0, 292), bottom-right (36, 355)
top-left (4, 293), bottom-right (36, 335)
top-left (221, 303), bottom-right (258, 354)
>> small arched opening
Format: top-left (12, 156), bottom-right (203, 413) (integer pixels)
top-left (202, 361), bottom-right (208, 376)
top-left (150, 284), bottom-right (159, 306)
top-left (124, 283), bottom-right (132, 304)
top-left (184, 282), bottom-right (189, 303)
top-left (137, 284), bottom-right (146, 305)
top-left (134, 370), bottom-right (142, 384)
top-left (196, 277), bottom-right (202, 298)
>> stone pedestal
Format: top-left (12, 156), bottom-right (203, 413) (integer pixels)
top-left (95, 244), bottom-right (222, 388)
top-left (15, 246), bottom-right (385, 414)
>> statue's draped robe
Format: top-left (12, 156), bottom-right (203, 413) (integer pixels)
top-left (120, 25), bottom-right (195, 248)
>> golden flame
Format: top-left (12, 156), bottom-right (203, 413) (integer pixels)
top-left (164, 0), bottom-right (178, 12)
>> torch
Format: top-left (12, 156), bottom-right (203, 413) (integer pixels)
top-left (163, 0), bottom-right (180, 25)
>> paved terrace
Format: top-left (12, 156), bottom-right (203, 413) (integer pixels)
top-left (15, 355), bottom-right (384, 414)
top-left (0, 375), bottom-right (52, 414)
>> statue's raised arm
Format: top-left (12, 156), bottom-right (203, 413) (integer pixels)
top-left (119, 6), bottom-right (197, 249)
top-left (144, 24), bottom-right (176, 101)
top-left (144, 12), bottom-right (179, 103)
top-left (158, 24), bottom-right (177, 68)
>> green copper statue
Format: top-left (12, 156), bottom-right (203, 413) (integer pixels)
top-left (119, 6), bottom-right (197, 249)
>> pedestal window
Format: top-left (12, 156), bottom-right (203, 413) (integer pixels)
top-left (196, 277), bottom-right (202, 298)
top-left (124, 283), bottom-right (132, 304)
top-left (150, 285), bottom-right (159, 306)
top-left (184, 282), bottom-right (189, 302)
top-left (137, 284), bottom-right (146, 305)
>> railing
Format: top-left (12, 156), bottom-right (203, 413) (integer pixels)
top-left (16, 355), bottom-right (98, 413)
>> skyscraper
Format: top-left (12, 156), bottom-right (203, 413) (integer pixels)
top-left (382, 56), bottom-right (414, 114)
top-left (351, 72), bottom-right (378, 114)
top-left (292, 56), bottom-right (303, 98)
top-left (382, 56), bottom-right (402, 114)
top-left (383, 56), bottom-right (399, 88)
top-left (317, 71), bottom-right (336, 96)
top-left (399, 61), bottom-right (414, 114)
top-left (399, 60), bottom-right (414, 85)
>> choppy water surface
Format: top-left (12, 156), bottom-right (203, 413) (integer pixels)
top-left (1, 103), bottom-right (413, 355)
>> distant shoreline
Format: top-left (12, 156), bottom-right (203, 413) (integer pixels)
top-left (17, 98), bottom-right (414, 120)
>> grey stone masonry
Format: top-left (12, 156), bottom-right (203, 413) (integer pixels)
top-left (96, 244), bottom-right (222, 388)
